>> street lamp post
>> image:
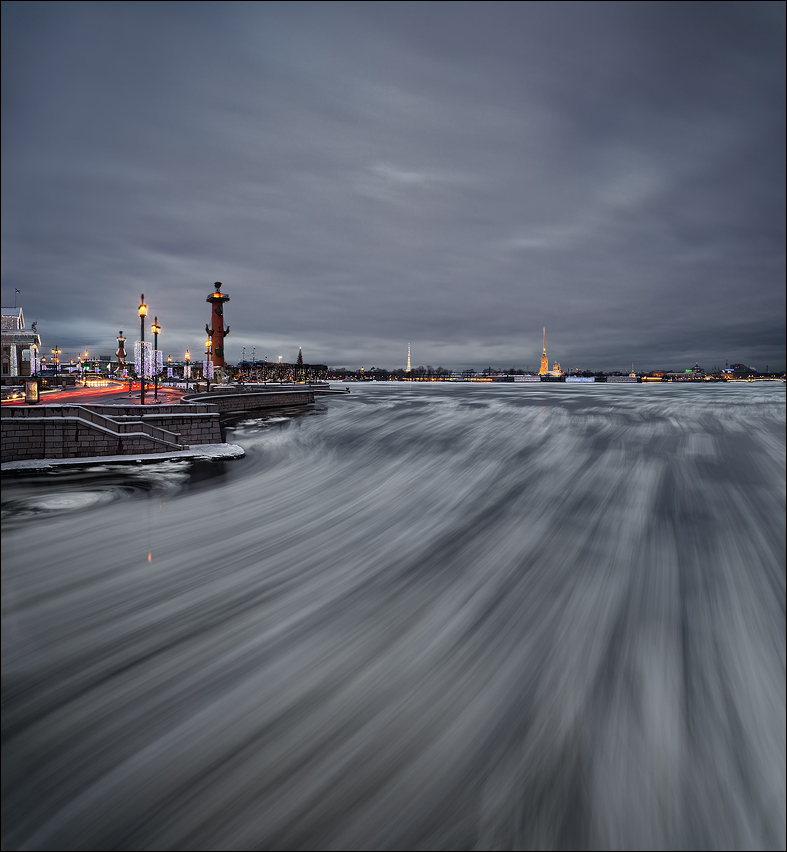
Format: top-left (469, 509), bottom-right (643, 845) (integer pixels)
top-left (151, 317), bottom-right (161, 401)
top-left (52, 346), bottom-right (61, 376)
top-left (139, 294), bottom-right (147, 405)
top-left (205, 338), bottom-right (212, 393)
top-left (185, 350), bottom-right (190, 391)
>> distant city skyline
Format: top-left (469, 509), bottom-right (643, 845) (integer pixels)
top-left (0, 298), bottom-right (777, 376)
top-left (2, 3), bottom-right (784, 371)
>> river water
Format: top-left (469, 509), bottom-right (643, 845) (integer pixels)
top-left (2, 382), bottom-right (785, 851)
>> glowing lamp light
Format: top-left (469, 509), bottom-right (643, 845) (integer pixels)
top-left (139, 295), bottom-right (148, 318)
top-left (25, 378), bottom-right (40, 404)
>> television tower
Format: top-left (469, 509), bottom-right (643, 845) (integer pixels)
top-left (406, 343), bottom-right (411, 373)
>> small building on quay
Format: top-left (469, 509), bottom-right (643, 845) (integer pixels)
top-left (1, 307), bottom-right (41, 383)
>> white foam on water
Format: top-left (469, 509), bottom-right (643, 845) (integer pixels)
top-left (2, 383), bottom-right (784, 850)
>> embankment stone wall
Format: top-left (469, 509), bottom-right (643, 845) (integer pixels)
top-left (1, 417), bottom-right (164, 462)
top-left (102, 413), bottom-right (222, 445)
top-left (2, 389), bottom-right (317, 462)
top-left (184, 390), bottom-right (314, 413)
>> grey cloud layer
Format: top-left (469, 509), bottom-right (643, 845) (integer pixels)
top-left (2, 1), bottom-right (784, 370)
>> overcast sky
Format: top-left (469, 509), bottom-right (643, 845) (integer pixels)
top-left (2, 1), bottom-right (785, 371)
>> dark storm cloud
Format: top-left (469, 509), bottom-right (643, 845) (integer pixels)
top-left (2, 1), bottom-right (784, 370)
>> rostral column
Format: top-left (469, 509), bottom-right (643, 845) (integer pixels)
top-left (206, 282), bottom-right (230, 368)
top-left (116, 331), bottom-right (126, 372)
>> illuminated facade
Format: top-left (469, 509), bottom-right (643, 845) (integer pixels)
top-left (406, 343), bottom-right (411, 373)
top-left (537, 328), bottom-right (563, 376)
top-left (539, 328), bottom-right (549, 375)
top-left (206, 282), bottom-right (230, 368)
top-left (1, 307), bottom-right (41, 377)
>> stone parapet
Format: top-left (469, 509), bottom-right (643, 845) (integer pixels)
top-left (183, 390), bottom-right (314, 412)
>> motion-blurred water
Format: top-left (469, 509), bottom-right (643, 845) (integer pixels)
top-left (2, 382), bottom-right (785, 851)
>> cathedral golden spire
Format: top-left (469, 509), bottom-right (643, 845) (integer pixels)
top-left (539, 327), bottom-right (549, 375)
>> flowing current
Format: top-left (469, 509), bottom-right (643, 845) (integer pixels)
top-left (2, 382), bottom-right (785, 851)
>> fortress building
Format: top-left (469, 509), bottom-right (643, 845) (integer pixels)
top-left (538, 328), bottom-right (563, 376)
top-left (539, 328), bottom-right (549, 375)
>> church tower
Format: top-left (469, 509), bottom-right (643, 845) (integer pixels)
top-left (539, 328), bottom-right (549, 375)
top-left (406, 343), bottom-right (411, 373)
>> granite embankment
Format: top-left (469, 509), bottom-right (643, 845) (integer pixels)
top-left (1, 385), bottom-right (336, 463)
